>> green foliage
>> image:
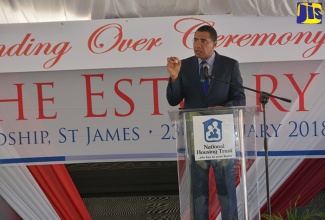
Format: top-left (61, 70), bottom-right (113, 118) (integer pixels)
top-left (261, 195), bottom-right (325, 220)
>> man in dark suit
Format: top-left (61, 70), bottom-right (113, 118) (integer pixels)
top-left (166, 25), bottom-right (246, 219)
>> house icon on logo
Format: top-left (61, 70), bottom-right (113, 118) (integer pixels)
top-left (203, 118), bottom-right (223, 142)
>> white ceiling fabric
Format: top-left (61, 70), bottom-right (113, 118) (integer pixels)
top-left (1, 0), bottom-right (324, 24)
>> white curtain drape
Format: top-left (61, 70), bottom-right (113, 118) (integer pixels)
top-left (0, 126), bottom-right (59, 220)
top-left (0, 165), bottom-right (60, 220)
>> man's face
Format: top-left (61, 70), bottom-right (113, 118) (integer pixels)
top-left (193, 31), bottom-right (217, 60)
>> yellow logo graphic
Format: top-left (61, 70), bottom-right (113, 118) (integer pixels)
top-left (297, 2), bottom-right (322, 24)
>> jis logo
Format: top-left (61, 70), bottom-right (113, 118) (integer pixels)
top-left (297, 2), bottom-right (322, 24)
top-left (203, 118), bottom-right (223, 142)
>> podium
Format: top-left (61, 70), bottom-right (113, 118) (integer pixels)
top-left (169, 106), bottom-right (260, 220)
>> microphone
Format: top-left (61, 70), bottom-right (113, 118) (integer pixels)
top-left (203, 64), bottom-right (209, 80)
top-left (200, 63), bottom-right (210, 83)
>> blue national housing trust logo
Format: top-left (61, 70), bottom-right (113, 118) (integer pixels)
top-left (297, 2), bottom-right (322, 24)
top-left (203, 118), bottom-right (223, 142)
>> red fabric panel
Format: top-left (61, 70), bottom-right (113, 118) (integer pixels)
top-left (260, 158), bottom-right (325, 217)
top-left (28, 164), bottom-right (91, 220)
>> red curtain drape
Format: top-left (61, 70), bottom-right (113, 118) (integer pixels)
top-left (28, 164), bottom-right (91, 220)
top-left (260, 158), bottom-right (325, 218)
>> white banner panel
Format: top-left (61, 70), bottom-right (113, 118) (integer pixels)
top-left (0, 67), bottom-right (177, 164)
top-left (0, 15), bottom-right (324, 73)
top-left (1, 15), bottom-right (325, 165)
top-left (0, 60), bottom-right (324, 165)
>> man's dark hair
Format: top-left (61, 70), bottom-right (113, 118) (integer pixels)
top-left (196, 25), bottom-right (217, 42)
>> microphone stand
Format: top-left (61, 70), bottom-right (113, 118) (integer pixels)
top-left (205, 73), bottom-right (291, 216)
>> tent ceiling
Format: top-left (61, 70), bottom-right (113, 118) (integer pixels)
top-left (1, 0), bottom-right (324, 24)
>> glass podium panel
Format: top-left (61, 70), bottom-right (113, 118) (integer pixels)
top-left (169, 107), bottom-right (259, 220)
